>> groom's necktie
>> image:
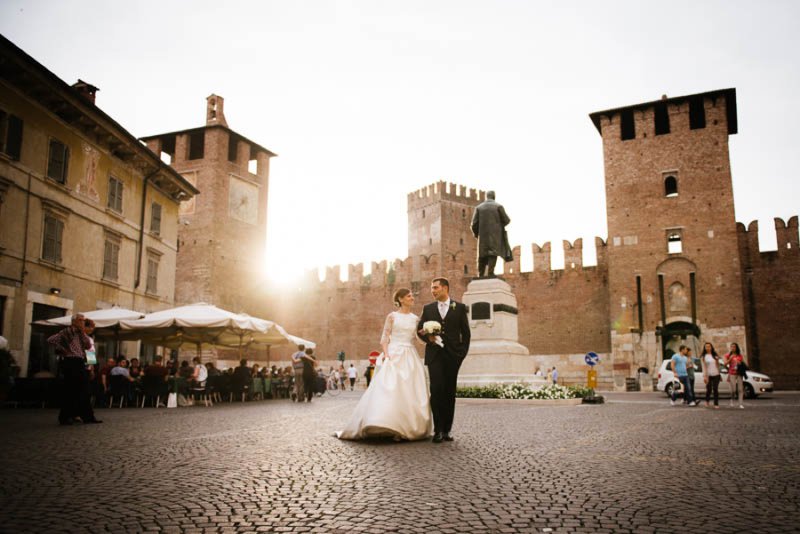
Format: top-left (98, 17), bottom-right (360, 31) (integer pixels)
top-left (438, 301), bottom-right (448, 319)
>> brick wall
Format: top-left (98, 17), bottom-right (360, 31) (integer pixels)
top-left (738, 217), bottom-right (800, 389)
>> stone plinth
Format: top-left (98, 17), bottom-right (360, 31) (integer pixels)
top-left (459, 277), bottom-right (535, 385)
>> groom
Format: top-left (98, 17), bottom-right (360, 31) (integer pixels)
top-left (417, 277), bottom-right (471, 443)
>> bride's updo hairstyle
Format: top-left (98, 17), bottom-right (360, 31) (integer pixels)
top-left (393, 288), bottom-right (411, 308)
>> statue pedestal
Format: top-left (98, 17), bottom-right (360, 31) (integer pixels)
top-left (459, 278), bottom-right (536, 386)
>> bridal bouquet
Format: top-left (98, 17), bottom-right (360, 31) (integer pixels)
top-left (422, 321), bottom-right (444, 348)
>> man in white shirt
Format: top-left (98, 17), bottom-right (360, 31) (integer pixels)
top-left (347, 364), bottom-right (357, 390)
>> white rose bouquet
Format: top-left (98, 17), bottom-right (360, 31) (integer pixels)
top-left (422, 321), bottom-right (444, 348)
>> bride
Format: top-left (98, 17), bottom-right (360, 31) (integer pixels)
top-left (336, 288), bottom-right (432, 440)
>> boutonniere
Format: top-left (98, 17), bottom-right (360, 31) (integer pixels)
top-left (450, 302), bottom-right (457, 310)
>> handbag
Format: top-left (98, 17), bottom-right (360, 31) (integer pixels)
top-left (167, 392), bottom-right (178, 408)
top-left (736, 361), bottom-right (749, 377)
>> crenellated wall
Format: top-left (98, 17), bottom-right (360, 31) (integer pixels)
top-left (737, 216), bottom-right (800, 389)
top-left (268, 235), bottom-right (612, 381)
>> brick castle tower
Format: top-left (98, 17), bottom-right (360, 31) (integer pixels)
top-left (407, 181), bottom-right (485, 292)
top-left (141, 95), bottom-right (275, 313)
top-left (590, 89), bottom-right (747, 378)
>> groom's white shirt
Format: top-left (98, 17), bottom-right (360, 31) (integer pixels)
top-left (437, 298), bottom-right (451, 319)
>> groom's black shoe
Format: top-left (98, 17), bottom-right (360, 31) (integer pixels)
top-left (432, 432), bottom-right (443, 443)
top-left (443, 432), bottom-right (454, 442)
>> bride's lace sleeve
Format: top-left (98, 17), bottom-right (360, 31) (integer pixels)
top-left (380, 312), bottom-right (394, 346)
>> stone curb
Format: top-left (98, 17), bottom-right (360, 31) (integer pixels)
top-left (456, 397), bottom-right (583, 406)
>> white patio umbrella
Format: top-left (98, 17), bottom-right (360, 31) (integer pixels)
top-left (118, 303), bottom-right (314, 355)
top-left (34, 307), bottom-right (144, 329)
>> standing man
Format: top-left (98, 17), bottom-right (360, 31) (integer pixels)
top-left (552, 367), bottom-right (559, 385)
top-left (291, 344), bottom-right (306, 402)
top-left (417, 278), bottom-right (471, 443)
top-left (347, 364), bottom-right (357, 391)
top-left (670, 345), bottom-right (697, 407)
top-left (471, 190), bottom-right (513, 278)
top-left (47, 314), bottom-right (102, 425)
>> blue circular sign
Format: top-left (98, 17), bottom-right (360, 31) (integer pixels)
top-left (585, 352), bottom-right (600, 366)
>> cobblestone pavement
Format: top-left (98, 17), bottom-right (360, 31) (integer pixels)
top-left (1, 391), bottom-right (799, 533)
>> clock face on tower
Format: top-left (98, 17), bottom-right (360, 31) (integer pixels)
top-left (228, 175), bottom-right (259, 225)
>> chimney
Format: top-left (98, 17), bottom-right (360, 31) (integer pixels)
top-left (206, 94), bottom-right (228, 127)
top-left (72, 79), bottom-right (99, 104)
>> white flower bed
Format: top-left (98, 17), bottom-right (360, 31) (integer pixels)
top-left (497, 383), bottom-right (577, 400)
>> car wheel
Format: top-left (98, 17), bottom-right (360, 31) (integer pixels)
top-left (665, 383), bottom-right (674, 398)
top-left (744, 383), bottom-right (756, 399)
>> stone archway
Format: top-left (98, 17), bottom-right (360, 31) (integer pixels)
top-left (660, 320), bottom-right (701, 361)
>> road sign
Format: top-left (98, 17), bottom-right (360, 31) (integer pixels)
top-left (368, 351), bottom-right (380, 365)
top-left (585, 352), bottom-right (600, 366)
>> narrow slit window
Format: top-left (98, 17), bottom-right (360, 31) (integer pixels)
top-left (228, 135), bottom-right (238, 162)
top-left (654, 103), bottom-right (670, 135)
top-left (689, 97), bottom-right (706, 130)
top-left (188, 131), bottom-right (205, 160)
top-left (620, 110), bottom-right (635, 140)
top-left (664, 175), bottom-right (678, 197)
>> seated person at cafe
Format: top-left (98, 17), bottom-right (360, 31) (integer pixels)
top-left (205, 361), bottom-right (221, 377)
top-left (110, 358), bottom-right (135, 402)
top-left (129, 357), bottom-right (143, 379)
top-left (143, 355), bottom-right (170, 395)
top-left (191, 356), bottom-right (208, 387)
top-left (110, 358), bottom-right (135, 382)
top-left (100, 357), bottom-right (117, 392)
top-left (178, 360), bottom-right (193, 379)
top-left (231, 359), bottom-right (252, 398)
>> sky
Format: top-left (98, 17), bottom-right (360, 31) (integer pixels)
top-left (1, 0), bottom-right (798, 284)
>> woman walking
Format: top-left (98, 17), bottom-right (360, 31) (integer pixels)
top-left (302, 348), bottom-right (317, 402)
top-left (700, 342), bottom-right (722, 409)
top-left (724, 342), bottom-right (747, 409)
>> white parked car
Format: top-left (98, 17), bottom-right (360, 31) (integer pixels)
top-left (656, 359), bottom-right (773, 399)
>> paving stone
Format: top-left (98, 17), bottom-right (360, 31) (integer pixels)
top-left (0, 392), bottom-right (799, 532)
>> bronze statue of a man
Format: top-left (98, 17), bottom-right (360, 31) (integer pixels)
top-left (471, 191), bottom-right (513, 278)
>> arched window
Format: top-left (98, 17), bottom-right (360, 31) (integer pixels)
top-left (664, 175), bottom-right (678, 197)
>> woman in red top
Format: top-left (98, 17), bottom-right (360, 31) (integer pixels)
top-left (723, 342), bottom-right (746, 409)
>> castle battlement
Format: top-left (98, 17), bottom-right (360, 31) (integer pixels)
top-left (407, 181), bottom-right (486, 209)
top-left (737, 216), bottom-right (800, 259)
top-left (308, 234), bottom-right (609, 290)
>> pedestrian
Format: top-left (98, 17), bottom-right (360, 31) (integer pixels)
top-left (724, 342), bottom-right (747, 409)
top-left (347, 363), bottom-right (357, 391)
top-left (546, 368), bottom-right (552, 383)
top-left (47, 314), bottom-right (102, 425)
top-left (534, 367), bottom-right (543, 377)
top-left (685, 348), bottom-right (697, 402)
top-left (364, 364), bottom-right (374, 388)
top-left (552, 367), bottom-right (559, 385)
top-left (291, 344), bottom-right (306, 402)
top-left (670, 345), bottom-right (697, 406)
top-left (700, 342), bottom-right (722, 409)
top-left (302, 348), bottom-right (317, 402)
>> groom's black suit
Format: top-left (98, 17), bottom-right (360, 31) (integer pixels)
top-left (417, 300), bottom-right (471, 434)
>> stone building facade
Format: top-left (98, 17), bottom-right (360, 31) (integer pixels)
top-left (269, 88), bottom-right (799, 389)
top-left (0, 35), bottom-right (198, 376)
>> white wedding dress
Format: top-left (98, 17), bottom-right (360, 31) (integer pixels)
top-left (336, 311), bottom-right (432, 440)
